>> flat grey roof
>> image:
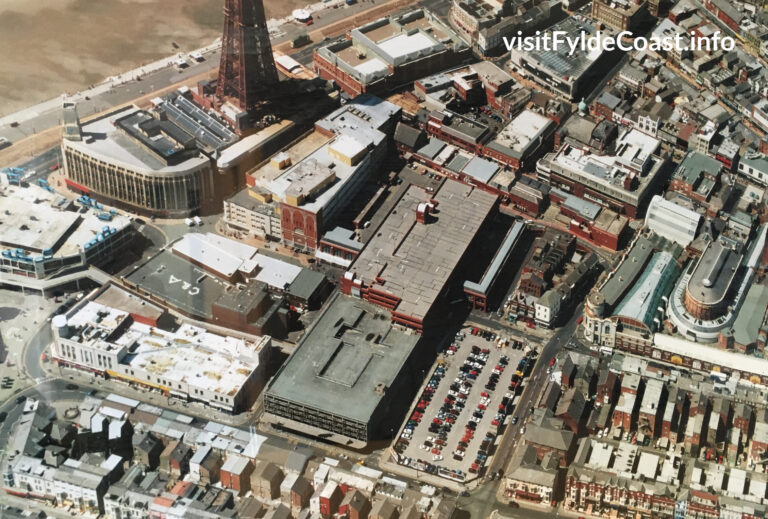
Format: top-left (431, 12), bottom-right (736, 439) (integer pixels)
top-left (321, 226), bottom-right (364, 252)
top-left (673, 151), bottom-right (722, 184)
top-left (350, 179), bottom-right (497, 321)
top-left (563, 194), bottom-right (601, 221)
top-left (287, 269), bottom-right (327, 301)
top-left (124, 250), bottom-right (225, 319)
top-left (265, 294), bottom-right (420, 422)
top-left (93, 284), bottom-right (166, 321)
top-left (0, 200), bottom-right (80, 253)
top-left (435, 111), bottom-right (489, 143)
top-left (417, 138), bottom-right (446, 160)
top-left (461, 156), bottom-right (499, 184)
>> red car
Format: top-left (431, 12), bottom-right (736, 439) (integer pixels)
top-left (446, 417), bottom-right (455, 424)
top-left (432, 448), bottom-right (441, 455)
top-left (549, 358), bottom-right (556, 367)
top-left (432, 418), bottom-right (442, 425)
top-left (491, 419), bottom-right (499, 426)
top-left (480, 391), bottom-right (489, 398)
top-left (478, 404), bottom-right (486, 410)
top-left (481, 348), bottom-right (490, 354)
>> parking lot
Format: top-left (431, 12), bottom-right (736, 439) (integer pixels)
top-left (393, 325), bottom-right (534, 483)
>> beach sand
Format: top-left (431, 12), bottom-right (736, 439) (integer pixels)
top-left (0, 0), bottom-right (307, 116)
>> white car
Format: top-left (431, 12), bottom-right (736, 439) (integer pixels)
top-left (433, 455), bottom-right (443, 461)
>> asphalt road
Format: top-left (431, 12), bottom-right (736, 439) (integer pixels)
top-left (14, 147), bottom-right (62, 182)
top-left (22, 324), bottom-right (52, 381)
top-left (487, 302), bottom-right (584, 476)
top-left (0, 0), bottom-right (429, 147)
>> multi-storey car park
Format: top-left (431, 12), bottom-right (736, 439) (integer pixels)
top-left (263, 294), bottom-right (423, 447)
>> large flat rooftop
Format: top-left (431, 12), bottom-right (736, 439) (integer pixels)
top-left (486, 109), bottom-right (554, 160)
top-left (540, 128), bottom-right (663, 206)
top-left (266, 132), bottom-right (377, 213)
top-left (64, 297), bottom-right (269, 397)
top-left (67, 106), bottom-right (211, 174)
top-left (124, 250), bottom-right (229, 319)
top-left (316, 9), bottom-right (465, 85)
top-left (509, 17), bottom-right (613, 88)
top-left (0, 183), bottom-right (131, 257)
top-left (265, 294), bottom-right (420, 423)
top-left (350, 179), bottom-right (497, 321)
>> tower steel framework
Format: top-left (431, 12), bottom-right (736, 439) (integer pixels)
top-left (216, 0), bottom-right (279, 111)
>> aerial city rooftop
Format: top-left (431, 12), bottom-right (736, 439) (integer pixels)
top-left (3, 0), bottom-right (768, 516)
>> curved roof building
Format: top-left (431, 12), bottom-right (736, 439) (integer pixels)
top-left (683, 241), bottom-right (742, 320)
top-left (667, 225), bottom-right (767, 343)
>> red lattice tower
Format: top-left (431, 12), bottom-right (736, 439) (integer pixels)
top-left (216, 0), bottom-right (279, 111)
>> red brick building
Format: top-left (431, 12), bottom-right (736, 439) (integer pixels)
top-left (220, 456), bottom-right (254, 496)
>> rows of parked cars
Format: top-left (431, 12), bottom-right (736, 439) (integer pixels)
top-left (395, 327), bottom-right (538, 482)
top-left (394, 363), bottom-right (447, 476)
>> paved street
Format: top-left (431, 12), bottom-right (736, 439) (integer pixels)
top-left (0, 0), bottom-right (431, 150)
top-left (488, 302), bottom-right (585, 477)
